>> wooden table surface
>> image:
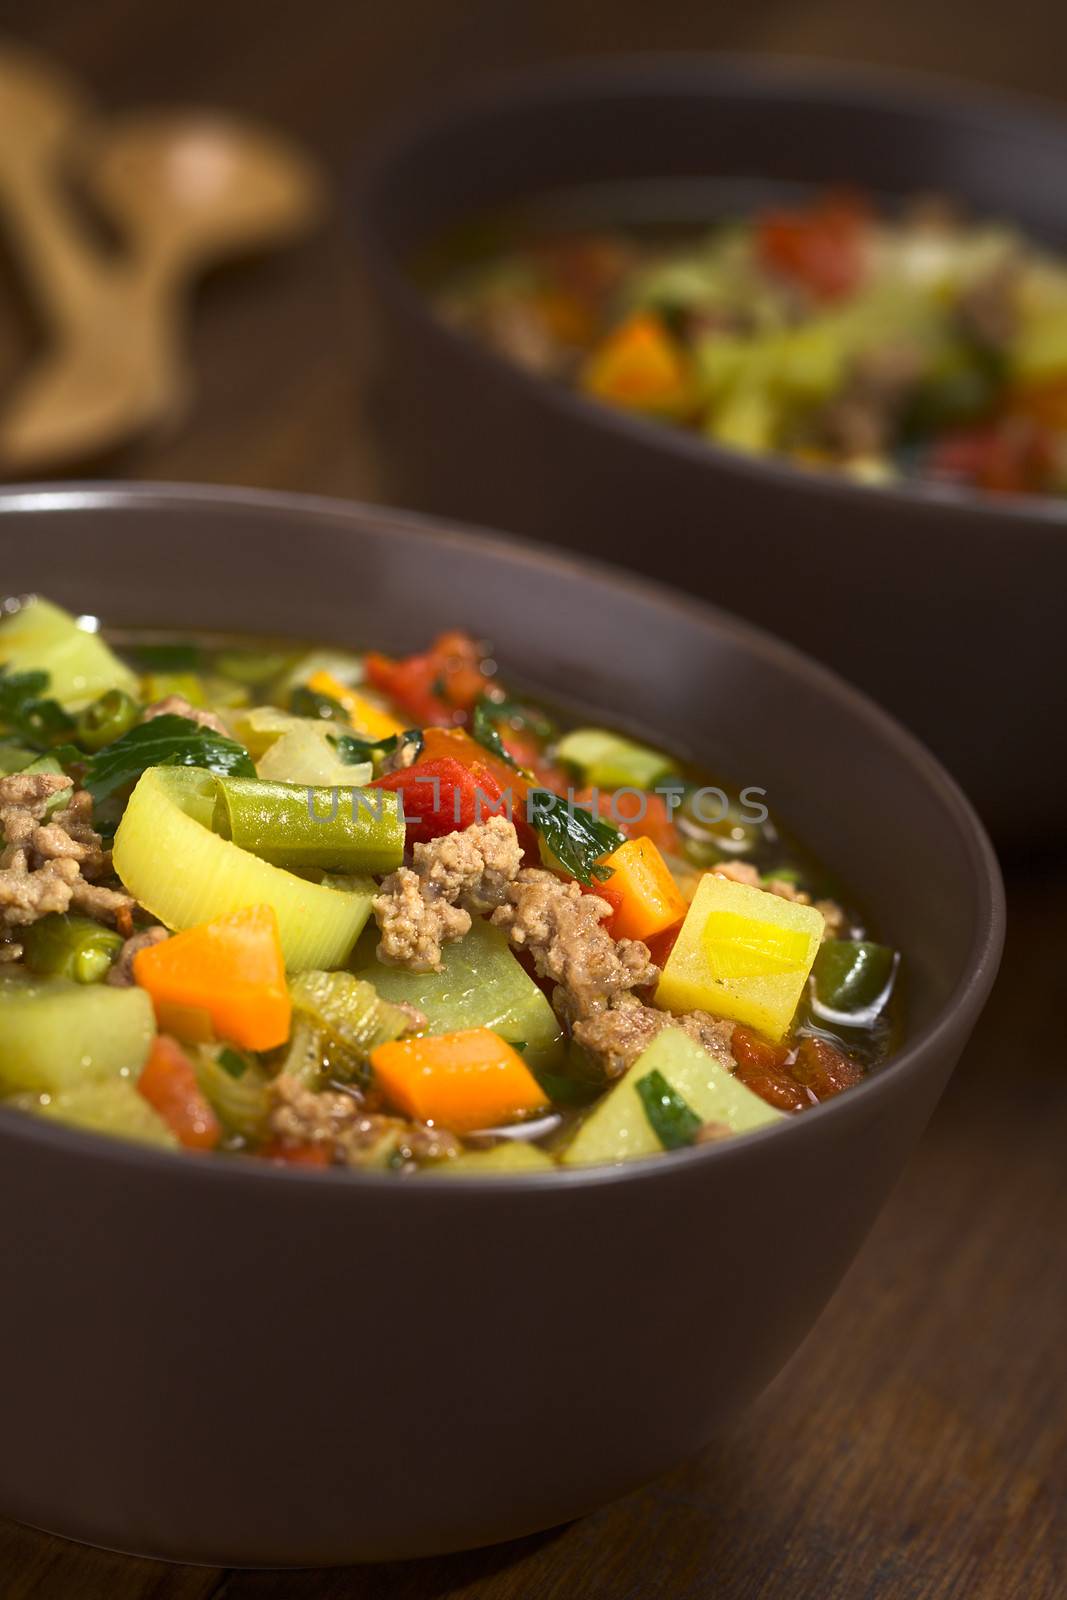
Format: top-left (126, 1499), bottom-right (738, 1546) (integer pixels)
top-left (3, 5), bottom-right (1066, 1596)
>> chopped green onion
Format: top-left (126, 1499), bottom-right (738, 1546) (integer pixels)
top-left (73, 689), bottom-right (140, 752)
top-left (21, 914), bottom-right (124, 984)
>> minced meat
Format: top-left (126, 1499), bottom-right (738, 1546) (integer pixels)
top-left (142, 695), bottom-right (229, 736)
top-left (573, 1000), bottom-right (736, 1079)
top-left (491, 867), bottom-right (659, 1024)
top-left (0, 772), bottom-right (134, 958)
top-left (372, 816), bottom-right (523, 972)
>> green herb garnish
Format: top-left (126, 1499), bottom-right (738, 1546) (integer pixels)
top-left (82, 714), bottom-right (256, 804)
top-left (290, 685), bottom-right (348, 722)
top-left (218, 1047), bottom-right (250, 1080)
top-left (471, 699), bottom-right (521, 770)
top-left (487, 695), bottom-right (555, 743)
top-left (530, 791), bottom-right (623, 885)
top-left (636, 1070), bottom-right (703, 1150)
top-left (0, 667), bottom-right (75, 745)
top-left (328, 728), bottom-right (424, 766)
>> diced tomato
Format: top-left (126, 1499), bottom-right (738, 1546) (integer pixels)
top-left (1008, 377), bottom-right (1067, 432)
top-left (731, 1025), bottom-right (811, 1113)
top-left (757, 192), bottom-right (871, 302)
top-left (929, 410), bottom-right (1061, 494)
top-left (579, 874), bottom-right (626, 924)
top-left (645, 920), bottom-right (684, 968)
top-left (364, 631), bottom-right (492, 726)
top-left (791, 1036), bottom-right (864, 1101)
top-left (419, 726), bottom-right (526, 800)
top-left (137, 1035), bottom-right (221, 1151)
top-left (260, 1139), bottom-right (332, 1168)
top-left (412, 728), bottom-right (539, 853)
top-left (371, 756), bottom-right (505, 847)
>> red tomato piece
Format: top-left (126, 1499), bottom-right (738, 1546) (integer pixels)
top-left (757, 193), bottom-right (870, 302)
top-left (137, 1035), bottom-right (221, 1151)
top-left (371, 756), bottom-right (504, 846)
top-left (791, 1036), bottom-right (864, 1101)
top-left (731, 1025), bottom-right (811, 1113)
top-left (364, 631), bottom-right (492, 726)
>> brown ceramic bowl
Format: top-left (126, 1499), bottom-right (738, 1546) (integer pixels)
top-left (351, 55), bottom-right (1067, 848)
top-left (0, 483), bottom-right (1002, 1565)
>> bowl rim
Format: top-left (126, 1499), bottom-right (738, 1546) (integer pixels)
top-left (0, 480), bottom-right (1005, 1192)
top-left (351, 48), bottom-right (1067, 532)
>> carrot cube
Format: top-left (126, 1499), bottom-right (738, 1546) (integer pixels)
top-left (133, 904), bottom-right (291, 1051)
top-left (598, 836), bottom-right (689, 943)
top-left (370, 1027), bottom-right (548, 1134)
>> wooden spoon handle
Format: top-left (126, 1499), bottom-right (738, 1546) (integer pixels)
top-left (0, 153), bottom-right (113, 334)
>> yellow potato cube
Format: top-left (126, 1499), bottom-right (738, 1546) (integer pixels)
top-left (655, 873), bottom-right (824, 1040)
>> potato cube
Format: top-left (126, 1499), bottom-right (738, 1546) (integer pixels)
top-left (656, 873), bottom-right (823, 1040)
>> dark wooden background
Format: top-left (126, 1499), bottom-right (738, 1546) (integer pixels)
top-left (2, 4), bottom-right (1065, 1596)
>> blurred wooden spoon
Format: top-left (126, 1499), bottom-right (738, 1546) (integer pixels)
top-left (0, 43), bottom-right (97, 336)
top-left (0, 105), bottom-right (324, 470)
top-left (86, 111), bottom-right (325, 278)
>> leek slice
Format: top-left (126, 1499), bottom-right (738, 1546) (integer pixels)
top-left (112, 766), bottom-right (374, 970)
top-left (271, 649), bottom-right (364, 701)
top-left (255, 724), bottom-right (372, 787)
top-left (194, 1047), bottom-right (272, 1141)
top-left (0, 597), bottom-right (137, 707)
top-left (281, 970), bottom-right (413, 1085)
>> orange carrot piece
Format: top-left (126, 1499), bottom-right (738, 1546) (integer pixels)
top-left (137, 1035), bottom-right (221, 1151)
top-left (133, 904), bottom-right (291, 1051)
top-left (597, 837), bottom-right (688, 943)
top-left (581, 312), bottom-right (693, 414)
top-left (370, 1028), bottom-right (548, 1134)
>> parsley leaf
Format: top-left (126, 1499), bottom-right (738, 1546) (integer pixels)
top-left (530, 791), bottom-right (624, 885)
top-left (290, 685), bottom-right (348, 722)
top-left (488, 695), bottom-right (555, 743)
top-left (218, 1047), bottom-right (250, 1080)
top-left (82, 714), bottom-right (256, 804)
top-left (328, 728), bottom-right (424, 766)
top-left (0, 667), bottom-right (75, 745)
top-left (635, 1070), bottom-right (703, 1150)
top-left (471, 699), bottom-right (521, 770)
